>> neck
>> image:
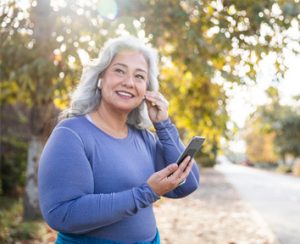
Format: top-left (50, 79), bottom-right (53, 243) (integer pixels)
top-left (91, 103), bottom-right (129, 138)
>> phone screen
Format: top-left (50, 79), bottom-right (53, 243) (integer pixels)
top-left (176, 136), bottom-right (205, 165)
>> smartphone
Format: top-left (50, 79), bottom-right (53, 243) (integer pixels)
top-left (176, 136), bottom-right (205, 165)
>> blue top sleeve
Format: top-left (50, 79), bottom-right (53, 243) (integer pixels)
top-left (152, 119), bottom-right (200, 198)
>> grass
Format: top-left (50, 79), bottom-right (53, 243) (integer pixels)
top-left (0, 196), bottom-right (56, 243)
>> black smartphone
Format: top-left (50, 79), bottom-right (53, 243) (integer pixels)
top-left (176, 136), bottom-right (205, 165)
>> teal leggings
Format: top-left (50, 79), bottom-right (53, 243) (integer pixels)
top-left (55, 230), bottom-right (160, 244)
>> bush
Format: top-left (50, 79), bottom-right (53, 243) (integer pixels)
top-left (197, 154), bottom-right (216, 168)
top-left (0, 196), bottom-right (55, 243)
top-left (0, 197), bottom-right (23, 243)
top-left (0, 137), bottom-right (27, 196)
top-left (292, 159), bottom-right (300, 176)
top-left (276, 164), bottom-right (292, 174)
top-left (0, 104), bottom-right (29, 196)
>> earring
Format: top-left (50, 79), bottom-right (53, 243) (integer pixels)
top-left (97, 79), bottom-right (102, 89)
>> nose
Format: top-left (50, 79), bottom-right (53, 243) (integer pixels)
top-left (122, 75), bottom-right (134, 87)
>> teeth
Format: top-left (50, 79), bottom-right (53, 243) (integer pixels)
top-left (117, 91), bottom-right (134, 97)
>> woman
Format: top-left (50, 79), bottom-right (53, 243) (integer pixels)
top-left (38, 36), bottom-right (200, 244)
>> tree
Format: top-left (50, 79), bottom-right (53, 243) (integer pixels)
top-left (1, 0), bottom-right (64, 219)
top-left (120, 0), bottom-right (300, 162)
top-left (1, 0), bottom-right (299, 218)
top-left (244, 115), bottom-right (279, 164)
top-left (244, 87), bottom-right (300, 165)
top-left (1, 0), bottom-right (118, 219)
top-left (275, 114), bottom-right (300, 160)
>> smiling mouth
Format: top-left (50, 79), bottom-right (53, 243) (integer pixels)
top-left (116, 91), bottom-right (135, 98)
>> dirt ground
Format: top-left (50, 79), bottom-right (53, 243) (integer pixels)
top-left (153, 168), bottom-right (279, 244)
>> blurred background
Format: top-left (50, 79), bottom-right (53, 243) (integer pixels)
top-left (0, 0), bottom-right (299, 243)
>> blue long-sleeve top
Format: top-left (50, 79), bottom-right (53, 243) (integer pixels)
top-left (38, 115), bottom-right (200, 243)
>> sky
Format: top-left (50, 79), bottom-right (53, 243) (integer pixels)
top-left (227, 52), bottom-right (300, 129)
top-left (227, 17), bottom-right (300, 129)
top-left (224, 52), bottom-right (300, 154)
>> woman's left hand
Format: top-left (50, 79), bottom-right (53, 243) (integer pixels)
top-left (144, 91), bottom-right (169, 123)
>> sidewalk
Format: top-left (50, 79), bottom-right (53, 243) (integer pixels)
top-left (153, 168), bottom-right (278, 244)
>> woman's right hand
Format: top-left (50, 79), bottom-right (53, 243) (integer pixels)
top-left (147, 156), bottom-right (193, 196)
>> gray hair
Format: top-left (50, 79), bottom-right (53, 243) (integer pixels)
top-left (59, 36), bottom-right (159, 129)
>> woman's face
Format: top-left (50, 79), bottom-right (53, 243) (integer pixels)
top-left (100, 50), bottom-right (148, 113)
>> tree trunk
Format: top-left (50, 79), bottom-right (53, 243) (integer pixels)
top-left (23, 103), bottom-right (58, 219)
top-left (23, 135), bottom-right (43, 220)
top-left (23, 0), bottom-right (53, 220)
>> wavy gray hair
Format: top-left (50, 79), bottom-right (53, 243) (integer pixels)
top-left (59, 36), bottom-right (159, 129)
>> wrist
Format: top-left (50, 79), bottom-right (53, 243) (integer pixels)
top-left (145, 182), bottom-right (161, 199)
top-left (153, 117), bottom-right (171, 129)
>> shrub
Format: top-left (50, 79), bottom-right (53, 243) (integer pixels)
top-left (276, 164), bottom-right (292, 174)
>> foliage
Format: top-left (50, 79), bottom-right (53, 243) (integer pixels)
top-left (0, 197), bottom-right (23, 242)
top-left (0, 0), bottom-right (299, 201)
top-left (244, 86), bottom-right (300, 164)
top-left (0, 104), bottom-right (29, 195)
top-left (0, 139), bottom-right (27, 195)
top-left (0, 196), bottom-right (54, 243)
top-left (244, 116), bottom-right (279, 164)
top-left (1, 0), bottom-right (127, 216)
top-left (1, 0), bottom-right (86, 115)
top-left (256, 90), bottom-right (300, 161)
top-left (275, 114), bottom-right (300, 157)
top-left (120, 0), bottom-right (300, 164)
top-left (276, 164), bottom-right (292, 174)
top-left (292, 160), bottom-right (300, 176)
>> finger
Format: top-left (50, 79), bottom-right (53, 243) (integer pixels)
top-left (145, 92), bottom-right (168, 103)
top-left (159, 94), bottom-right (169, 105)
top-left (169, 156), bottom-right (191, 180)
top-left (178, 156), bottom-right (192, 171)
top-left (180, 160), bottom-right (194, 180)
top-left (145, 91), bottom-right (158, 97)
top-left (145, 93), bottom-right (169, 108)
top-left (175, 162), bottom-right (193, 186)
top-left (145, 99), bottom-right (154, 108)
top-left (144, 95), bottom-right (160, 106)
top-left (156, 163), bottom-right (178, 179)
top-left (144, 95), bottom-right (158, 107)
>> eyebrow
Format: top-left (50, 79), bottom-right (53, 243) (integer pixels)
top-left (112, 63), bottom-right (147, 74)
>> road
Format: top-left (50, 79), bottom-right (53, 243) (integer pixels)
top-left (215, 158), bottom-right (300, 244)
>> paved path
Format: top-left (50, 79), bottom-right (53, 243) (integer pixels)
top-left (216, 160), bottom-right (300, 244)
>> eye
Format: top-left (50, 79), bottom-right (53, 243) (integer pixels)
top-left (135, 74), bottom-right (145, 80)
top-left (114, 68), bottom-right (125, 74)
